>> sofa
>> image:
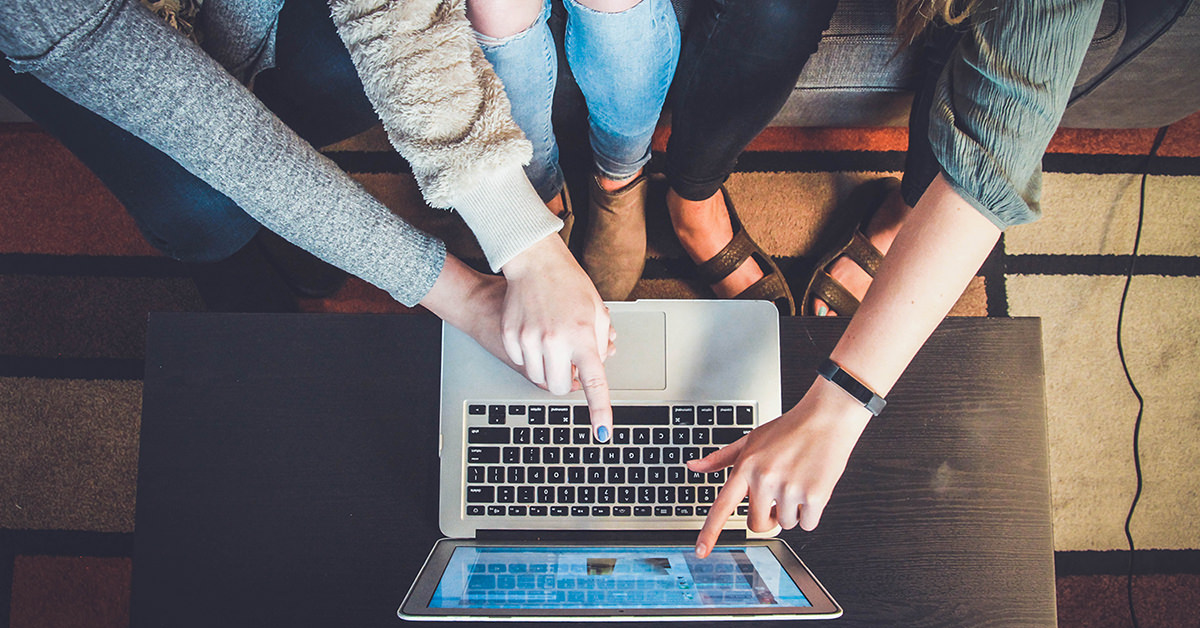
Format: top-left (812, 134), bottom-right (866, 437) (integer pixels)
top-left (664, 0), bottom-right (1200, 129)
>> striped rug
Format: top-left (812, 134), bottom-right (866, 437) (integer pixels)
top-left (2, 114), bottom-right (1198, 626)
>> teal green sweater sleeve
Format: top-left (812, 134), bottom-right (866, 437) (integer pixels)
top-left (929, 0), bottom-right (1104, 229)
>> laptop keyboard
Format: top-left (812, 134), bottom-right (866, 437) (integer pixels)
top-left (463, 403), bottom-right (753, 519)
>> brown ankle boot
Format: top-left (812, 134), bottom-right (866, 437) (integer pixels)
top-left (581, 173), bottom-right (648, 301)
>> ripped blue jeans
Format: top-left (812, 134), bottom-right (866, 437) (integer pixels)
top-left (476, 0), bottom-right (680, 201)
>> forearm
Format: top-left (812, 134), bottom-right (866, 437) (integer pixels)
top-left (828, 173), bottom-right (1001, 400)
top-left (3, 0), bottom-right (445, 306)
top-left (329, 0), bottom-right (560, 271)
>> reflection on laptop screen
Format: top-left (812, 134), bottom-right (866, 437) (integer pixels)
top-left (429, 546), bottom-right (811, 610)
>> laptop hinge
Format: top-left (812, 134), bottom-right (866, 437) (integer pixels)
top-left (475, 529), bottom-right (748, 544)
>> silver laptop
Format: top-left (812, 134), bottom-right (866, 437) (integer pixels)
top-left (400, 300), bottom-right (841, 620)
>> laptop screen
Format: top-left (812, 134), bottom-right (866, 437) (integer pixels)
top-left (428, 545), bottom-right (811, 610)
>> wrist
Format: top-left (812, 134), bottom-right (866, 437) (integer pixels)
top-left (499, 234), bottom-right (566, 280)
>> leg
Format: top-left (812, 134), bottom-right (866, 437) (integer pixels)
top-left (564, 0), bottom-right (681, 299)
top-left (808, 21), bottom-right (966, 316)
top-left (665, 0), bottom-right (837, 300)
top-left (468, 0), bottom-right (565, 210)
top-left (564, 0), bottom-right (679, 187)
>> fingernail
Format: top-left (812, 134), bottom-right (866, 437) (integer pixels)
top-left (596, 425), bottom-right (610, 443)
top-left (816, 304), bottom-right (828, 317)
top-left (695, 543), bottom-right (706, 557)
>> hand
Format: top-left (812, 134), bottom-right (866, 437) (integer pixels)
top-left (690, 378), bottom-right (873, 558)
top-left (499, 235), bottom-right (616, 441)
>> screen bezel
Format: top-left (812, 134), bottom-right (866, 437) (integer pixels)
top-left (398, 538), bottom-right (841, 621)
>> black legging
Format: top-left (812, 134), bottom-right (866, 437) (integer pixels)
top-left (665, 0), bottom-right (965, 207)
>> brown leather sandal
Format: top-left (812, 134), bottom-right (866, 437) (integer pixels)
top-left (801, 177), bottom-right (899, 317)
top-left (693, 187), bottom-right (796, 316)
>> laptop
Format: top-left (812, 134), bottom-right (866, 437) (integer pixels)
top-left (399, 300), bottom-right (841, 621)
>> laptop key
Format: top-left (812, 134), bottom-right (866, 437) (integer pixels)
top-left (568, 467), bottom-right (585, 484)
top-left (467, 486), bottom-right (493, 503)
top-left (467, 427), bottom-right (509, 443)
top-left (544, 447), bottom-right (560, 464)
top-left (547, 467), bottom-right (565, 483)
top-left (614, 506), bottom-right (631, 516)
top-left (468, 404), bottom-right (486, 416)
top-left (618, 487), bottom-right (635, 503)
top-left (672, 406), bottom-right (695, 425)
top-left (712, 428), bottom-right (752, 444)
top-left (717, 406), bottom-right (735, 425)
top-left (468, 447), bottom-right (500, 463)
top-left (654, 506), bottom-right (673, 517)
top-left (507, 467), bottom-right (524, 484)
top-left (551, 506), bottom-right (569, 516)
top-left (678, 486), bottom-right (695, 503)
top-left (553, 428), bottom-right (571, 444)
top-left (634, 506), bottom-right (652, 516)
top-left (467, 505), bottom-right (485, 516)
top-left (667, 466), bottom-right (685, 484)
top-left (578, 486), bottom-right (595, 503)
top-left (676, 506), bottom-right (694, 516)
top-left (533, 428), bottom-right (550, 444)
top-left (467, 466), bottom-right (484, 483)
top-left (592, 506), bottom-right (611, 516)
top-left (513, 428), bottom-right (531, 444)
top-left (497, 486), bottom-right (514, 503)
top-left (613, 406), bottom-right (670, 425)
top-left (548, 406), bottom-right (571, 425)
top-left (628, 467), bottom-right (646, 484)
top-left (528, 467), bottom-right (545, 483)
top-left (537, 486), bottom-right (555, 503)
top-left (697, 406), bottom-right (715, 425)
top-left (695, 506), bottom-right (710, 516)
top-left (487, 505), bottom-right (505, 516)
top-left (530, 506), bottom-right (548, 516)
top-left (598, 486), bottom-right (615, 503)
top-left (508, 505), bottom-right (527, 516)
top-left (517, 486), bottom-right (535, 503)
top-left (643, 448), bottom-right (661, 464)
top-left (503, 447), bottom-right (520, 464)
top-left (557, 487), bottom-right (575, 503)
top-left (638, 487), bottom-right (655, 503)
top-left (528, 406), bottom-right (546, 424)
top-left (657, 487), bottom-right (675, 503)
top-left (488, 405), bottom-right (506, 425)
top-left (737, 405), bottom-right (754, 425)
top-left (487, 466), bottom-right (504, 483)
top-left (562, 447), bottom-right (580, 464)
top-left (572, 428), bottom-right (591, 444)
top-left (613, 428), bottom-right (631, 444)
top-left (571, 506), bottom-right (589, 517)
top-left (647, 466), bottom-right (666, 484)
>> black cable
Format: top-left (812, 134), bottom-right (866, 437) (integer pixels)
top-left (1118, 125), bottom-right (1169, 628)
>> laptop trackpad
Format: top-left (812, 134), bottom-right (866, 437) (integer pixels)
top-left (606, 311), bottom-right (666, 391)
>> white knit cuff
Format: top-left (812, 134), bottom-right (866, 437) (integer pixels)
top-left (450, 165), bottom-right (562, 272)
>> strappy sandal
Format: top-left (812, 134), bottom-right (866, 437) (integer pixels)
top-left (694, 187), bottom-right (796, 316)
top-left (801, 177), bottom-right (899, 317)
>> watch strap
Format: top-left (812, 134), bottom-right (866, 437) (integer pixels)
top-left (817, 358), bottom-right (887, 416)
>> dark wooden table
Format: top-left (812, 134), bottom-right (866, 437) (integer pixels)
top-left (133, 313), bottom-right (1055, 627)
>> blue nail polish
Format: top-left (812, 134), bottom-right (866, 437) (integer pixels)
top-left (816, 304), bottom-right (828, 317)
top-left (596, 425), bottom-right (610, 443)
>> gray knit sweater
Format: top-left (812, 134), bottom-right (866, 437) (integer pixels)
top-left (0, 0), bottom-right (561, 306)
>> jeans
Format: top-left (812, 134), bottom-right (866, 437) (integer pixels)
top-left (0, 0), bottom-right (377, 262)
top-left (476, 0), bottom-right (680, 201)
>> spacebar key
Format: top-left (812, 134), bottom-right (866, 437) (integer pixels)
top-left (612, 406), bottom-right (671, 425)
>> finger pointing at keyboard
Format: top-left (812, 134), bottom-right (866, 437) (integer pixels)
top-left (690, 380), bottom-right (872, 558)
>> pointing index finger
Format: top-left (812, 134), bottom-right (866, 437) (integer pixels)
top-left (695, 472), bottom-right (749, 559)
top-left (573, 349), bottom-right (613, 443)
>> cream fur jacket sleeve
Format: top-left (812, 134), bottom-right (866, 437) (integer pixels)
top-left (329, 0), bottom-right (561, 271)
